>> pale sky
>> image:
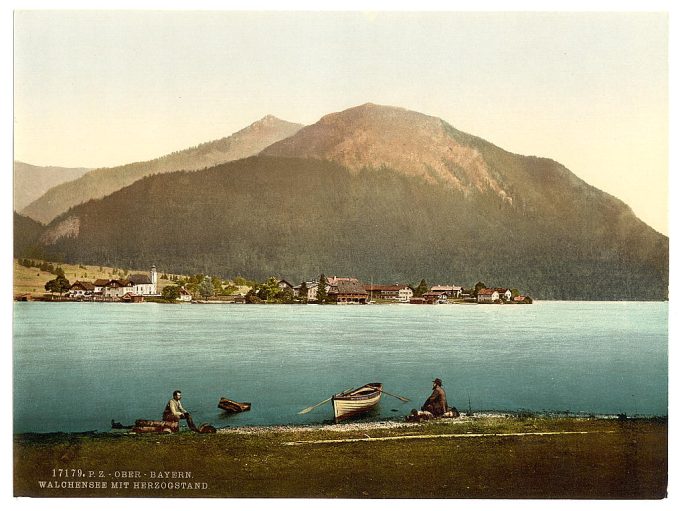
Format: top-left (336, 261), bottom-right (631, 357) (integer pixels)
top-left (13, 10), bottom-right (669, 234)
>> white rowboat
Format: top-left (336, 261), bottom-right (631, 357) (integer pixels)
top-left (331, 383), bottom-right (383, 422)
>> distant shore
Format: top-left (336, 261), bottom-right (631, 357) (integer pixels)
top-left (14, 414), bottom-right (667, 498)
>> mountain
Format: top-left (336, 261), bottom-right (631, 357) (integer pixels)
top-left (20, 115), bottom-right (303, 224)
top-left (13, 212), bottom-right (45, 258)
top-left (14, 162), bottom-right (91, 212)
top-left (30, 104), bottom-right (668, 300)
top-left (262, 103), bottom-right (509, 197)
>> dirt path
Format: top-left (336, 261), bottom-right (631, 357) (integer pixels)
top-left (282, 428), bottom-right (617, 445)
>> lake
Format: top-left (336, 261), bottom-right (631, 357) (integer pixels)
top-left (13, 301), bottom-right (667, 433)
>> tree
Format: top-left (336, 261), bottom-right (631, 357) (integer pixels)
top-left (317, 274), bottom-right (328, 304)
top-left (44, 275), bottom-right (70, 295)
top-left (54, 266), bottom-right (65, 277)
top-left (298, 281), bottom-right (308, 303)
top-left (275, 287), bottom-right (295, 304)
top-left (211, 276), bottom-right (223, 294)
top-left (414, 279), bottom-right (429, 297)
top-left (245, 288), bottom-right (263, 304)
top-left (256, 277), bottom-right (280, 302)
top-left (161, 285), bottom-right (181, 301)
top-left (198, 276), bottom-right (214, 298)
top-left (223, 283), bottom-right (239, 295)
top-left (473, 281), bottom-right (487, 298)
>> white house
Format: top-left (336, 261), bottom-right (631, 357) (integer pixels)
top-left (93, 279), bottom-right (109, 294)
top-left (100, 266), bottom-right (158, 298)
top-left (294, 281), bottom-right (320, 301)
top-left (477, 288), bottom-right (500, 303)
top-left (102, 279), bottom-right (134, 298)
top-left (422, 291), bottom-right (449, 304)
top-left (495, 288), bottom-right (513, 301)
top-left (397, 286), bottom-right (414, 303)
top-left (178, 287), bottom-right (192, 302)
top-left (68, 281), bottom-right (95, 297)
top-left (431, 285), bottom-right (463, 299)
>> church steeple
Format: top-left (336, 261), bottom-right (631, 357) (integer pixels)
top-left (151, 265), bottom-right (158, 293)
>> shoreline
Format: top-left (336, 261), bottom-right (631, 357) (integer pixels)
top-left (15, 410), bottom-right (666, 437)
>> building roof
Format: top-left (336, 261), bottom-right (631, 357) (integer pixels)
top-left (477, 288), bottom-right (498, 296)
top-left (128, 274), bottom-right (152, 285)
top-left (326, 276), bottom-right (364, 285)
top-left (294, 281), bottom-right (319, 290)
top-left (423, 291), bottom-right (447, 298)
top-left (329, 279), bottom-right (368, 295)
top-left (107, 279), bottom-right (131, 287)
top-left (70, 281), bottom-right (95, 291)
top-left (93, 279), bottom-right (110, 286)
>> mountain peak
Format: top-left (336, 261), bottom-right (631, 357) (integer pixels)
top-left (21, 116), bottom-right (304, 224)
top-left (255, 114), bottom-right (285, 124)
top-left (262, 103), bottom-right (508, 199)
top-left (237, 114), bottom-right (303, 135)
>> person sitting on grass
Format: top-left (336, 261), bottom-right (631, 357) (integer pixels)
top-left (422, 378), bottom-right (448, 417)
top-left (163, 389), bottom-right (198, 431)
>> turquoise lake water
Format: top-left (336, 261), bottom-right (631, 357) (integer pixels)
top-left (13, 301), bottom-right (667, 433)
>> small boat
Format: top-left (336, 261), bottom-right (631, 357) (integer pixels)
top-left (218, 397), bottom-right (251, 413)
top-left (332, 383), bottom-right (382, 422)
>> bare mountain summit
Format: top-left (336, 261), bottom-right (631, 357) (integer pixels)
top-left (262, 103), bottom-right (511, 201)
top-left (21, 115), bottom-right (303, 224)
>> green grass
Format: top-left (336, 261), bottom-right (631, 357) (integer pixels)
top-left (14, 417), bottom-right (667, 498)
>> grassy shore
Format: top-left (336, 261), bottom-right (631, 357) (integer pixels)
top-left (12, 259), bottom-right (180, 298)
top-left (14, 415), bottom-right (667, 499)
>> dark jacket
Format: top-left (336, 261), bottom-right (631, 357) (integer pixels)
top-left (422, 386), bottom-right (448, 416)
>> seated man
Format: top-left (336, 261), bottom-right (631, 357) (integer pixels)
top-left (163, 390), bottom-right (198, 431)
top-left (421, 378), bottom-right (448, 417)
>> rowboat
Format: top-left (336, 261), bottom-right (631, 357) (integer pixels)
top-left (218, 397), bottom-right (251, 413)
top-left (331, 383), bottom-right (383, 422)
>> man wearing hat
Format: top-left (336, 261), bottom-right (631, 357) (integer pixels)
top-left (421, 378), bottom-right (448, 417)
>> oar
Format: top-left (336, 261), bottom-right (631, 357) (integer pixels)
top-left (369, 386), bottom-right (410, 403)
top-left (298, 397), bottom-right (332, 415)
top-left (298, 387), bottom-right (354, 415)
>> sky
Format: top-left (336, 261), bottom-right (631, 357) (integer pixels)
top-left (12, 9), bottom-right (670, 235)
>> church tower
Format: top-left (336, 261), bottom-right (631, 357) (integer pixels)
top-left (151, 265), bottom-right (158, 294)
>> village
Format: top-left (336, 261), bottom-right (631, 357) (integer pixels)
top-left (14, 259), bottom-right (533, 305)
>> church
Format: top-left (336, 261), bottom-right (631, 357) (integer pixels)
top-left (69, 265), bottom-right (159, 299)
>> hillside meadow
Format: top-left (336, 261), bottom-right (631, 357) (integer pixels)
top-left (12, 259), bottom-right (177, 299)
